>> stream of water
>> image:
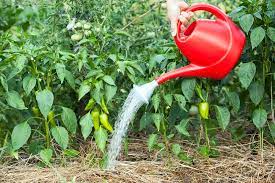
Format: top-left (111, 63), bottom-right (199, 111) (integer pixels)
top-left (106, 80), bottom-right (158, 169)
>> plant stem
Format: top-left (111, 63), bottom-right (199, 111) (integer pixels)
top-left (44, 118), bottom-right (50, 148)
top-left (260, 128), bottom-right (264, 163)
top-left (203, 119), bottom-right (210, 148)
top-left (197, 122), bottom-right (203, 146)
top-left (271, 77), bottom-right (274, 123)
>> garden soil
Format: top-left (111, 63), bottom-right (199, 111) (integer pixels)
top-left (0, 137), bottom-right (274, 183)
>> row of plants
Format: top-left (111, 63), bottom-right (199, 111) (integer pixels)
top-left (0, 0), bottom-right (274, 165)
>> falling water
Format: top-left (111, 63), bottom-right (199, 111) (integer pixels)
top-left (106, 80), bottom-right (158, 169)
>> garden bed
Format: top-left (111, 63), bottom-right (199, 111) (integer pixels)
top-left (0, 138), bottom-right (274, 183)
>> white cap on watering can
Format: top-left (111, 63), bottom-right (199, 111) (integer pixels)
top-left (133, 80), bottom-right (159, 104)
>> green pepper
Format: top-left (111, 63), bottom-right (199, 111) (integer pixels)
top-left (199, 102), bottom-right (209, 119)
top-left (100, 97), bottom-right (109, 114)
top-left (32, 106), bottom-right (40, 117)
top-left (99, 112), bottom-right (113, 132)
top-left (85, 98), bottom-right (95, 111)
top-left (47, 111), bottom-right (56, 127)
top-left (91, 107), bottom-right (100, 131)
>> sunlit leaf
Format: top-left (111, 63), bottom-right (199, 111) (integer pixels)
top-left (215, 106), bottom-right (230, 131)
top-left (147, 134), bottom-right (158, 152)
top-left (23, 75), bottom-right (36, 95)
top-left (61, 107), bottom-right (77, 134)
top-left (237, 62), bottom-right (256, 89)
top-left (51, 126), bottom-right (69, 149)
top-left (12, 122), bottom-right (31, 150)
top-left (36, 89), bottom-right (54, 118)
top-left (6, 90), bottom-right (27, 110)
top-left (94, 126), bottom-right (107, 153)
top-left (252, 109), bottom-right (267, 129)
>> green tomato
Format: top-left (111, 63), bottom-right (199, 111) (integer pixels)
top-left (83, 23), bottom-right (91, 30)
top-left (71, 33), bottom-right (83, 41)
top-left (74, 22), bottom-right (82, 28)
top-left (84, 30), bottom-right (92, 36)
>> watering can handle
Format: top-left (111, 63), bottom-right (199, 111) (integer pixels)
top-left (176, 3), bottom-right (229, 41)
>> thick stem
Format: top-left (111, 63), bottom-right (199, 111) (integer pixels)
top-left (197, 123), bottom-right (203, 146)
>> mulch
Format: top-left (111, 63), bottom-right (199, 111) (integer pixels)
top-left (0, 137), bottom-right (274, 183)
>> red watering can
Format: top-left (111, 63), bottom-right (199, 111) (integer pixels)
top-left (156, 3), bottom-right (246, 84)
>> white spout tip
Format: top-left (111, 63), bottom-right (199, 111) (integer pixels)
top-left (133, 80), bottom-right (159, 104)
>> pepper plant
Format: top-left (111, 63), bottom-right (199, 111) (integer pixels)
top-left (0, 0), bottom-right (274, 164)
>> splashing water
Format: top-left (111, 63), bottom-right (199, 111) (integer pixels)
top-left (106, 80), bottom-right (158, 169)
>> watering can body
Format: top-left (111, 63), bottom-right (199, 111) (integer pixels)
top-left (156, 3), bottom-right (246, 84)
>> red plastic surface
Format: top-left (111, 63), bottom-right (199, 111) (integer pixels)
top-left (156, 3), bottom-right (246, 84)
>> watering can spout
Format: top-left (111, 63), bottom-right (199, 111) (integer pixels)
top-left (156, 64), bottom-right (200, 84)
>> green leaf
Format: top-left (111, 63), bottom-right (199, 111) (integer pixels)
top-left (23, 75), bottom-right (36, 95)
top-left (215, 106), bottom-right (230, 131)
top-left (63, 149), bottom-right (79, 157)
top-left (171, 143), bottom-right (181, 156)
top-left (147, 134), bottom-right (158, 152)
top-left (152, 93), bottom-right (160, 112)
top-left (149, 54), bottom-right (165, 73)
top-left (164, 94), bottom-right (173, 106)
top-left (61, 107), bottom-right (77, 134)
top-left (8, 55), bottom-right (26, 79)
top-left (102, 75), bottom-right (115, 86)
top-left (105, 84), bottom-right (117, 103)
top-left (237, 62), bottom-right (256, 89)
top-left (126, 66), bottom-right (135, 75)
top-left (129, 63), bottom-right (144, 75)
top-left (6, 90), bottom-right (27, 110)
top-left (181, 79), bottom-right (196, 101)
top-left (65, 70), bottom-right (75, 89)
top-left (36, 89), bottom-right (54, 118)
top-left (139, 113), bottom-right (153, 131)
top-left (167, 62), bottom-right (176, 71)
top-left (253, 12), bottom-right (262, 20)
top-left (176, 119), bottom-right (190, 136)
top-left (11, 151), bottom-right (19, 160)
top-left (78, 83), bottom-right (91, 101)
top-left (174, 94), bottom-right (186, 111)
top-left (117, 61), bottom-right (126, 74)
top-left (248, 81), bottom-right (264, 105)
top-left (269, 123), bottom-right (275, 139)
top-left (239, 14), bottom-right (254, 33)
top-left (94, 126), bottom-right (108, 153)
top-left (11, 122), bottom-right (31, 150)
top-left (250, 26), bottom-right (266, 49)
top-left (252, 109), bottom-right (267, 129)
top-left (226, 91), bottom-right (240, 112)
top-left (55, 63), bottom-right (66, 83)
top-left (197, 145), bottom-right (210, 157)
top-left (39, 149), bottom-right (53, 164)
top-left (79, 112), bottom-right (93, 140)
top-left (267, 27), bottom-right (275, 42)
top-left (152, 113), bottom-right (162, 131)
top-left (0, 76), bottom-right (8, 91)
top-left (108, 54), bottom-right (117, 62)
top-left (51, 126), bottom-right (69, 149)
